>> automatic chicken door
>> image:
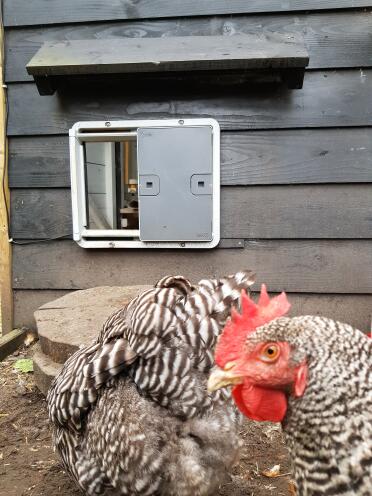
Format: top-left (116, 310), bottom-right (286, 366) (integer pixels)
top-left (69, 119), bottom-right (220, 249)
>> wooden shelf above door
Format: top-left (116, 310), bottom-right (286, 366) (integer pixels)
top-left (26, 34), bottom-right (309, 95)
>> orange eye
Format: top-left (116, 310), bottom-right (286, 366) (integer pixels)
top-left (260, 343), bottom-right (280, 362)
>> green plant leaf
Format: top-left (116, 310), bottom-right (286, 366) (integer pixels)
top-left (13, 358), bottom-right (33, 373)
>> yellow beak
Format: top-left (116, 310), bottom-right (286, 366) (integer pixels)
top-left (207, 366), bottom-right (244, 392)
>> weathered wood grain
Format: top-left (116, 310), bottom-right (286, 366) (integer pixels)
top-left (11, 189), bottom-right (72, 239)
top-left (278, 294), bottom-right (372, 333)
top-left (12, 239), bottom-right (372, 293)
top-left (4, 0), bottom-right (372, 27)
top-left (27, 35), bottom-right (308, 76)
top-left (7, 70), bottom-right (372, 135)
top-left (220, 129), bottom-right (372, 185)
top-left (10, 129), bottom-right (372, 188)
top-left (10, 185), bottom-right (372, 240)
top-left (28, 34), bottom-right (307, 94)
top-left (6, 11), bottom-right (372, 82)
top-left (9, 136), bottom-right (70, 187)
top-left (221, 185), bottom-right (372, 239)
top-left (13, 289), bottom-right (372, 332)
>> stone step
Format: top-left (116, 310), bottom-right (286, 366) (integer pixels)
top-left (33, 343), bottom-right (62, 395)
top-left (33, 285), bottom-right (149, 394)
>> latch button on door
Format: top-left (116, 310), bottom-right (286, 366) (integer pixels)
top-left (139, 175), bottom-right (160, 196)
top-left (190, 174), bottom-right (213, 195)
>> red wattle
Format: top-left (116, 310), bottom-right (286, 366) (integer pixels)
top-left (232, 382), bottom-right (287, 423)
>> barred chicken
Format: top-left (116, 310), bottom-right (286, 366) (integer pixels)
top-left (47, 271), bottom-right (255, 495)
top-left (209, 286), bottom-right (372, 495)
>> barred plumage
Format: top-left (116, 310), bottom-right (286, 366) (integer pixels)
top-left (47, 270), bottom-right (255, 495)
top-left (251, 316), bottom-right (372, 496)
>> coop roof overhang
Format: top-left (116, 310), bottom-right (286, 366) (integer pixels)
top-left (26, 34), bottom-right (309, 95)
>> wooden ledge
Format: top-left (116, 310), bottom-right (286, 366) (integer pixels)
top-left (27, 34), bottom-right (309, 95)
top-left (0, 329), bottom-right (27, 361)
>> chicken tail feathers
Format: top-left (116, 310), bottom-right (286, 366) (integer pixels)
top-left (47, 339), bottom-right (137, 432)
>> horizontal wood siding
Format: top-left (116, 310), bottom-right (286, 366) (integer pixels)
top-left (10, 185), bottom-right (372, 240)
top-left (11, 189), bottom-right (72, 239)
top-left (6, 11), bottom-right (372, 82)
top-left (13, 289), bottom-right (372, 332)
top-left (7, 70), bottom-right (372, 135)
top-left (9, 136), bottom-right (71, 188)
top-left (4, 0), bottom-right (372, 26)
top-left (9, 129), bottom-right (372, 188)
top-left (12, 240), bottom-right (372, 293)
top-left (220, 129), bottom-right (372, 185)
top-left (5, 5), bottom-right (372, 327)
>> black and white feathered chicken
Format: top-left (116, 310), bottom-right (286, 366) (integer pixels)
top-left (208, 287), bottom-right (372, 496)
top-left (47, 271), bottom-right (255, 495)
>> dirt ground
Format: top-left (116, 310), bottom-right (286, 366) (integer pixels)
top-left (0, 345), bottom-right (293, 496)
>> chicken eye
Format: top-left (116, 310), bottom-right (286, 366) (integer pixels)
top-left (260, 344), bottom-right (280, 362)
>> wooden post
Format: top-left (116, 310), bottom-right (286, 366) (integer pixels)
top-left (0, 21), bottom-right (12, 335)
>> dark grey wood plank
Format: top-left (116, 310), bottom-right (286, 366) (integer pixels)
top-left (5, 11), bottom-right (372, 82)
top-left (221, 128), bottom-right (372, 185)
top-left (9, 129), bottom-right (372, 188)
top-left (13, 289), bottom-right (71, 329)
top-left (11, 189), bottom-right (72, 239)
top-left (13, 289), bottom-right (372, 332)
top-left (221, 185), bottom-right (372, 239)
top-left (4, 0), bottom-right (372, 27)
top-left (7, 70), bottom-right (372, 135)
top-left (10, 185), bottom-right (372, 240)
top-left (12, 239), bottom-right (372, 293)
top-left (27, 35), bottom-right (308, 77)
top-left (274, 294), bottom-right (372, 332)
top-left (9, 136), bottom-right (70, 187)
top-left (0, 329), bottom-right (27, 360)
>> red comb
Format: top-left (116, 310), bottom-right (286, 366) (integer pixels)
top-left (215, 284), bottom-right (291, 367)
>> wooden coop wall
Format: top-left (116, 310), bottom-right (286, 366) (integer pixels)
top-left (4, 2), bottom-right (372, 330)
